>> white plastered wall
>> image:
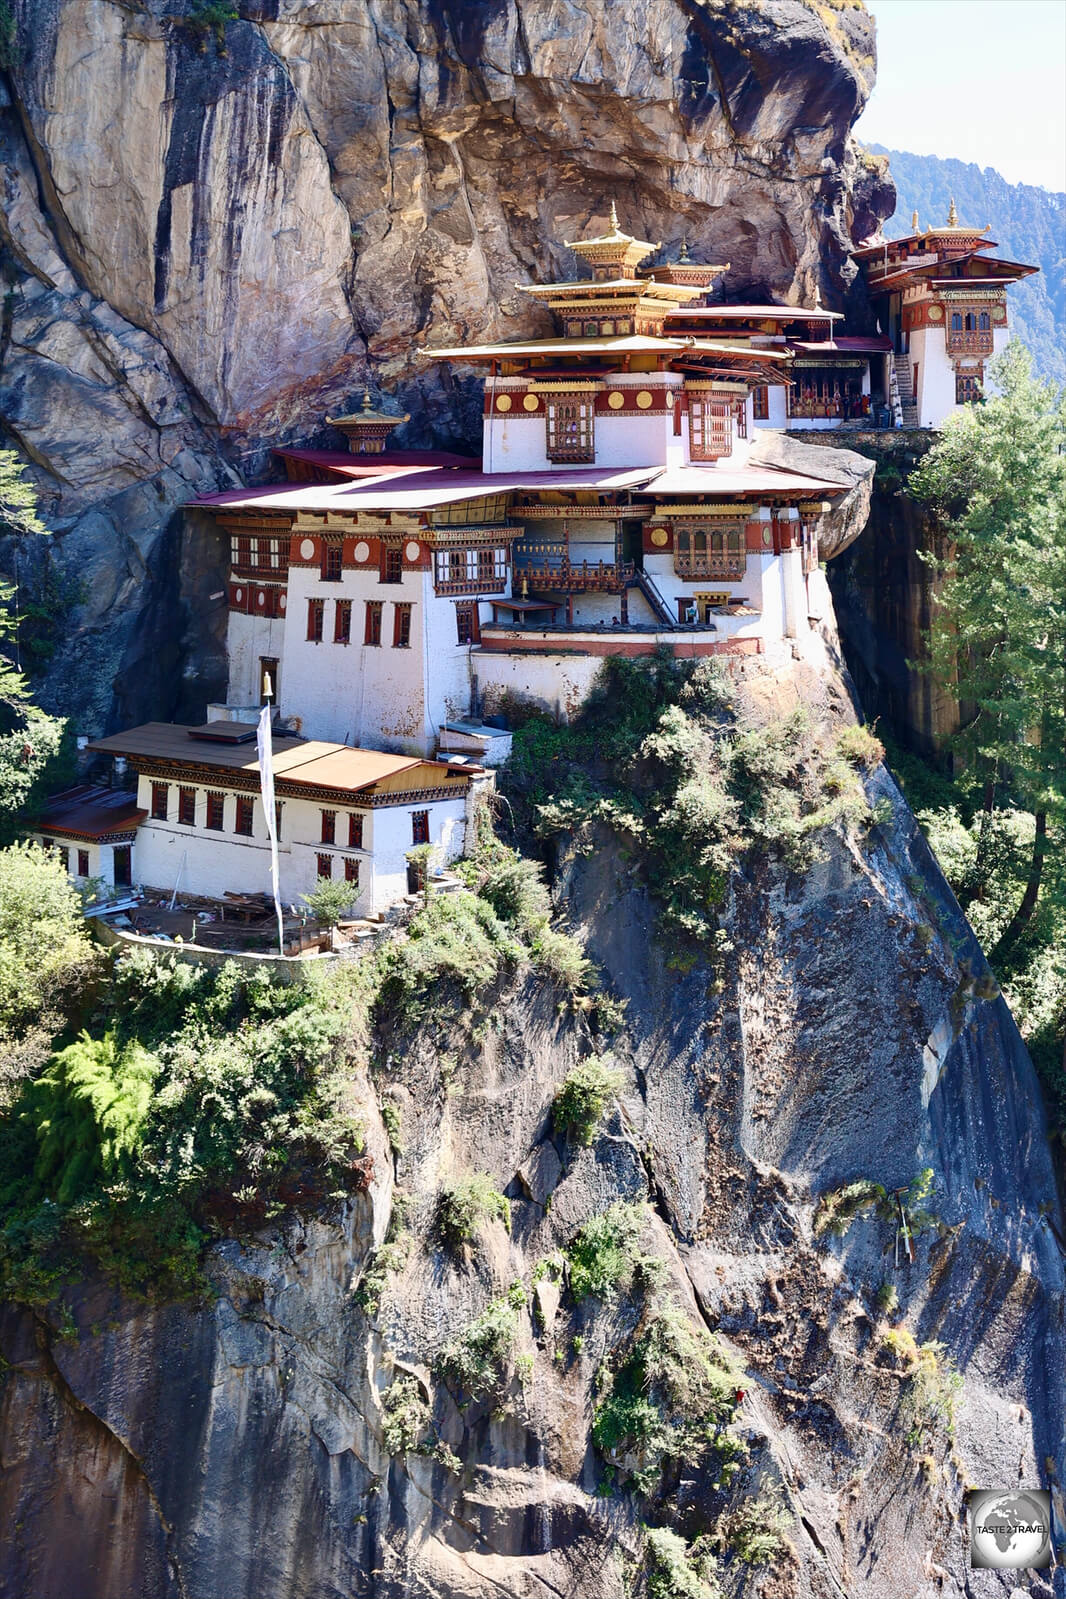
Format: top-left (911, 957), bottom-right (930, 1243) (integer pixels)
top-left (910, 326), bottom-right (957, 428)
top-left (31, 834), bottom-right (114, 886)
top-left (125, 775), bottom-right (469, 917)
top-left (226, 612), bottom-right (287, 707)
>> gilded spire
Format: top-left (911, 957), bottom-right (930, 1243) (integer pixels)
top-left (679, 236), bottom-right (690, 263)
top-left (911, 209), bottom-right (919, 232)
top-left (947, 196), bottom-right (958, 227)
top-left (362, 387), bottom-right (372, 412)
top-left (609, 199), bottom-right (619, 232)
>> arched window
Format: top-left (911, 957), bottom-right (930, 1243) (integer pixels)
top-left (950, 312), bottom-right (963, 332)
top-left (964, 312), bottom-right (977, 332)
top-left (978, 311), bottom-right (990, 331)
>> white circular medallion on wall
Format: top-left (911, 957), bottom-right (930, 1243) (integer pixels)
top-left (353, 540), bottom-right (370, 563)
top-left (523, 394), bottom-right (539, 412)
top-left (762, 528), bottom-right (773, 547)
top-left (636, 390), bottom-right (654, 409)
top-left (607, 391), bottom-right (625, 410)
top-left (234, 587), bottom-right (243, 603)
top-left (405, 540), bottom-right (421, 563)
top-left (279, 594), bottom-right (286, 610)
top-left (496, 394), bottom-right (512, 411)
top-left (299, 538), bottom-right (316, 560)
top-left (927, 304), bottom-right (943, 322)
top-left (257, 590), bottom-right (266, 607)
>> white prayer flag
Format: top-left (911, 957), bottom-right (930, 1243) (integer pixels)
top-left (257, 698), bottom-right (285, 956)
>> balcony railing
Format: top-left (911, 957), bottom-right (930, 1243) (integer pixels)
top-left (434, 574), bottom-right (508, 596)
top-left (674, 556), bottom-right (746, 579)
top-left (946, 329), bottom-right (993, 355)
top-left (515, 556), bottom-right (634, 592)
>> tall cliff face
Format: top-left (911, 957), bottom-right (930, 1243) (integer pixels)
top-left (0, 652), bottom-right (1061, 1599)
top-left (0, 0), bottom-right (891, 731)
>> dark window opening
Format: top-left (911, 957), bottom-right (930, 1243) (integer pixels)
top-left (234, 796), bottom-right (254, 837)
top-left (321, 543), bottom-right (343, 581)
top-left (178, 787), bottom-right (196, 826)
top-left (344, 858), bottom-right (360, 884)
top-left (113, 845), bottom-right (132, 888)
top-left (151, 782), bottom-right (169, 821)
top-left (752, 387), bottom-right (769, 421)
top-left (307, 598), bottom-right (325, 642)
top-left (455, 603), bottom-right (475, 645)
top-left (382, 545), bottom-right (403, 584)
top-left (411, 809), bottom-right (430, 845)
top-left (364, 601), bottom-right (383, 646)
top-left (206, 792), bottom-right (226, 830)
top-left (316, 853), bottom-right (333, 880)
top-left (334, 599), bottom-right (352, 644)
top-left (321, 809), bottom-right (336, 845)
top-left (348, 814), bottom-right (363, 849)
top-left (77, 849), bottom-right (90, 878)
top-left (259, 657), bottom-right (279, 703)
top-left (393, 603), bottom-right (413, 648)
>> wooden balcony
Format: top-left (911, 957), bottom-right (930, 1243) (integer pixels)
top-left (433, 574), bottom-right (508, 596)
top-left (516, 556), bottom-right (634, 593)
top-left (946, 329), bottom-right (993, 355)
top-left (674, 556), bottom-right (746, 580)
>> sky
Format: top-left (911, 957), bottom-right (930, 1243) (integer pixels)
top-left (853, 0), bottom-right (1066, 193)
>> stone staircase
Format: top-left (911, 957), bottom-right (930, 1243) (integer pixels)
top-left (890, 354), bottom-right (919, 427)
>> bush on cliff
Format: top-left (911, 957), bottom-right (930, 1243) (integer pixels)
top-left (0, 954), bottom-right (372, 1303)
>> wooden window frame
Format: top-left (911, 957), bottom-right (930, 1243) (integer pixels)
top-left (455, 602), bottom-right (477, 645)
top-left (234, 796), bottom-right (255, 837)
top-left (545, 394), bottom-right (595, 463)
top-left (752, 386), bottom-right (769, 421)
top-left (320, 542), bottom-right (343, 582)
top-left (321, 809), bottom-right (337, 845)
top-left (178, 786), bottom-right (196, 827)
top-left (688, 396), bottom-right (732, 462)
top-left (150, 782), bottom-right (169, 821)
top-left (307, 598), bottom-right (324, 642)
top-left (77, 848), bottom-right (90, 878)
top-left (316, 852), bottom-right (333, 880)
top-left (348, 814), bottom-right (364, 849)
top-left (206, 791), bottom-right (225, 831)
top-left (364, 600), bottom-right (383, 646)
top-left (674, 524), bottom-right (745, 579)
top-left (334, 598), bottom-right (352, 644)
top-left (381, 545), bottom-right (403, 584)
top-left (393, 602), bottom-right (413, 648)
top-left (344, 858), bottom-right (360, 885)
top-left (411, 809), bottom-right (430, 845)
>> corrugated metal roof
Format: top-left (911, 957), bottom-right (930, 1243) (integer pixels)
top-left (88, 724), bottom-right (431, 794)
top-left (190, 466), bottom-right (661, 515)
top-left (37, 785), bottom-right (147, 839)
top-left (645, 463), bottom-right (849, 495)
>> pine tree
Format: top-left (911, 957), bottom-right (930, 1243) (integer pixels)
top-left (910, 342), bottom-right (1066, 961)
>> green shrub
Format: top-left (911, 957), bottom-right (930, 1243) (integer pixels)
top-left (565, 1202), bottom-right (650, 1300)
top-left (531, 927), bottom-right (594, 993)
top-left (0, 843), bottom-right (102, 1094)
top-left (719, 1485), bottom-right (793, 1564)
top-left (904, 1340), bottom-right (963, 1445)
top-left (435, 1287), bottom-right (523, 1397)
top-left (876, 1281), bottom-right (899, 1315)
top-left (813, 1178), bottom-right (887, 1237)
top-left (437, 1171), bottom-right (510, 1251)
top-left (382, 1375), bottom-right (430, 1454)
top-left (646, 1526), bottom-right (722, 1599)
top-left (552, 1057), bottom-right (623, 1144)
top-left (301, 875), bottom-right (358, 927)
top-left (378, 892), bottom-right (518, 1020)
top-left (592, 1307), bottom-right (744, 1491)
top-left (836, 723), bottom-right (885, 770)
top-left (27, 1033), bottom-right (158, 1205)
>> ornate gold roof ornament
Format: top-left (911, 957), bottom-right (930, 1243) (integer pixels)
top-left (327, 386), bottom-right (410, 454)
top-left (679, 237), bottom-right (690, 263)
top-left (947, 197), bottom-right (958, 227)
top-left (911, 210), bottom-right (920, 232)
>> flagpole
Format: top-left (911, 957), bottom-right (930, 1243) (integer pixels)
top-left (256, 678), bottom-right (286, 958)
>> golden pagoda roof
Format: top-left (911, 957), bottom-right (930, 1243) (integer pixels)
top-left (563, 202), bottom-right (660, 270)
top-left (515, 276), bottom-right (706, 306)
top-left (327, 389), bottom-right (410, 427)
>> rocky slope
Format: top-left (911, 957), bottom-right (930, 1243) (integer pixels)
top-left (0, 648), bottom-right (1062, 1599)
top-left (0, 0), bottom-right (892, 731)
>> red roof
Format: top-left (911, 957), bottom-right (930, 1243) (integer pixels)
top-left (37, 785), bottom-right (147, 840)
top-left (789, 336), bottom-right (892, 354)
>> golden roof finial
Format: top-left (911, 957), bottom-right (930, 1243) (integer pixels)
top-left (609, 199), bottom-right (619, 232)
top-left (947, 196), bottom-right (958, 227)
top-left (679, 236), bottom-right (690, 262)
top-left (362, 387), bottom-right (372, 412)
top-left (911, 209), bottom-right (920, 232)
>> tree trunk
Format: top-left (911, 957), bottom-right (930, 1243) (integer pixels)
top-left (990, 809), bottom-right (1047, 963)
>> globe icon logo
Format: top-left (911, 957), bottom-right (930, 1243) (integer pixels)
top-left (969, 1490), bottom-right (1052, 1569)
